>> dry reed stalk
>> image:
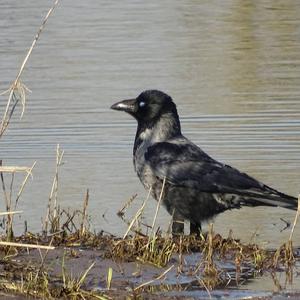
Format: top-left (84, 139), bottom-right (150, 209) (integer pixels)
top-left (117, 194), bottom-right (138, 217)
top-left (289, 195), bottom-right (300, 241)
top-left (193, 223), bottom-right (217, 276)
top-left (0, 211), bottom-right (23, 216)
top-left (123, 187), bottom-right (152, 239)
top-left (0, 241), bottom-right (55, 250)
top-left (0, 166), bottom-right (33, 174)
top-left (196, 276), bottom-right (212, 299)
top-left (134, 264), bottom-right (174, 291)
top-left (80, 189), bottom-right (89, 237)
top-left (149, 177), bottom-right (166, 239)
top-left (14, 161), bottom-right (36, 208)
top-left (272, 195), bottom-right (300, 269)
top-left (0, 161), bottom-right (12, 238)
top-left (204, 224), bottom-right (215, 273)
top-left (0, 0), bottom-right (60, 138)
top-left (52, 144), bottom-right (64, 219)
top-left (32, 237), bottom-right (55, 286)
top-left (43, 144), bottom-right (64, 234)
top-left (37, 237), bottom-right (54, 264)
top-left (0, 160), bottom-right (36, 239)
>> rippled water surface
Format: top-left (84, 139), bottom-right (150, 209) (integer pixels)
top-left (0, 1), bottom-right (300, 250)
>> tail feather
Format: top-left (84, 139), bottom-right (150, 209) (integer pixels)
top-left (237, 186), bottom-right (298, 210)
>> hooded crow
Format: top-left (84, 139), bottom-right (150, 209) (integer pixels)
top-left (111, 90), bottom-right (297, 235)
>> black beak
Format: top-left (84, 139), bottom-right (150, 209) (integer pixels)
top-left (110, 98), bottom-right (137, 113)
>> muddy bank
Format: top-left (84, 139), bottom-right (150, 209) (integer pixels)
top-left (0, 231), bottom-right (299, 299)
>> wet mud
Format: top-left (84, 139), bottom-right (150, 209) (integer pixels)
top-left (0, 232), bottom-right (299, 299)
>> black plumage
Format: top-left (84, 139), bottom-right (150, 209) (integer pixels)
top-left (111, 90), bottom-right (297, 235)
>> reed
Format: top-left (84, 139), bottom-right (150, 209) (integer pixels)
top-left (0, 0), bottom-right (60, 138)
top-left (149, 177), bottom-right (166, 239)
top-left (0, 0), bottom-right (59, 241)
top-left (122, 187), bottom-right (151, 239)
top-left (0, 211), bottom-right (23, 216)
top-left (289, 194), bottom-right (300, 241)
top-left (43, 144), bottom-right (64, 235)
top-left (272, 195), bottom-right (299, 271)
top-left (0, 160), bottom-right (36, 240)
top-left (80, 189), bottom-right (89, 238)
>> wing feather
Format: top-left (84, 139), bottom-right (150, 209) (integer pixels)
top-left (144, 141), bottom-right (297, 209)
top-left (145, 142), bottom-right (262, 192)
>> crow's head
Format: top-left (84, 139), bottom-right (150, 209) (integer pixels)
top-left (111, 90), bottom-right (178, 123)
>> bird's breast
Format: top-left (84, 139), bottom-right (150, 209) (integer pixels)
top-left (134, 141), bottom-right (158, 191)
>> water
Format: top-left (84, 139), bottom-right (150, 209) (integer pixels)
top-left (0, 0), bottom-right (300, 249)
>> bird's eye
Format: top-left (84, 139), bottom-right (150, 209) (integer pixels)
top-left (139, 101), bottom-right (146, 108)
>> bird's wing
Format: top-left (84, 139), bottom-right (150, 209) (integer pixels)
top-left (144, 142), bottom-right (297, 208)
top-left (145, 142), bottom-right (261, 192)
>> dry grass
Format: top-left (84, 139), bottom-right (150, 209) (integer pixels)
top-left (0, 0), bottom-right (59, 244)
top-left (0, 160), bottom-right (36, 240)
top-left (0, 193), bottom-right (298, 299)
top-left (43, 144), bottom-right (65, 235)
top-left (0, 0), bottom-right (60, 138)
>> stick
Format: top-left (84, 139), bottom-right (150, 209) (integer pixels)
top-left (0, 211), bottom-right (23, 216)
top-left (0, 166), bottom-right (34, 174)
top-left (0, 241), bottom-right (55, 250)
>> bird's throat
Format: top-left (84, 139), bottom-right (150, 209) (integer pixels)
top-left (133, 113), bottom-right (181, 155)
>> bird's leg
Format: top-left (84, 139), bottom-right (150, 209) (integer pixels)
top-left (190, 222), bottom-right (202, 237)
top-left (172, 210), bottom-right (184, 236)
